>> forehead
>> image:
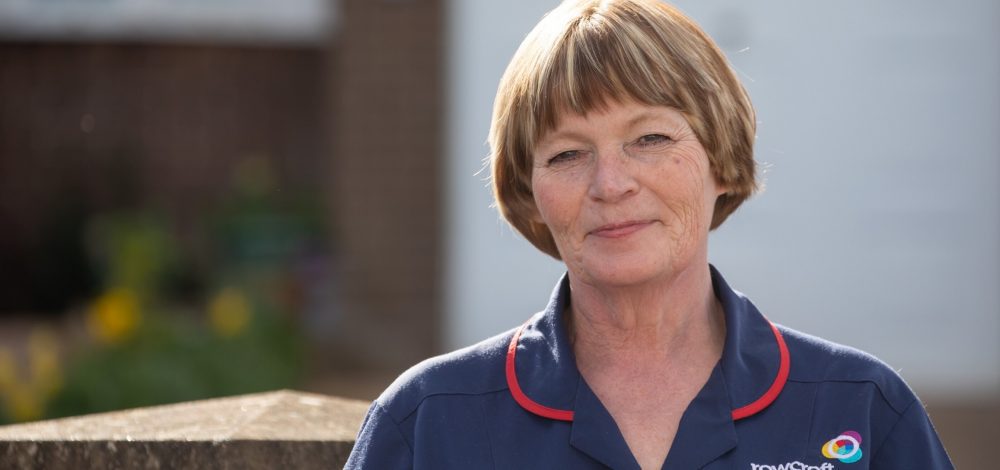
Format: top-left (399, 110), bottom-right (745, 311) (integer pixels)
top-left (539, 99), bottom-right (690, 140)
top-left (530, 75), bottom-right (687, 140)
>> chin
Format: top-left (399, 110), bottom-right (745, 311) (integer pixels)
top-left (576, 255), bottom-right (669, 288)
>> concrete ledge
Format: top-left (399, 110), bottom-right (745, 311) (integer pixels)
top-left (0, 390), bottom-right (369, 469)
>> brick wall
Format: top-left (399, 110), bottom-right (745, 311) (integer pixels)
top-left (0, 0), bottom-right (447, 373)
top-left (329, 0), bottom-right (444, 370)
top-left (0, 42), bottom-right (325, 312)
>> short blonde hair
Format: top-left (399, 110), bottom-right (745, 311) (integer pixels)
top-left (489, 0), bottom-right (757, 259)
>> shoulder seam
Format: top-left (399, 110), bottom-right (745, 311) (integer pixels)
top-left (869, 396), bottom-right (919, 463)
top-left (387, 386), bottom-right (511, 424)
top-left (785, 378), bottom-right (910, 415)
top-left (371, 401), bottom-right (415, 454)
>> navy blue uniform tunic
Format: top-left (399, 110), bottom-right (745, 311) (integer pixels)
top-left (345, 267), bottom-right (953, 469)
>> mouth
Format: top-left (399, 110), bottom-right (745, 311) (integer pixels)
top-left (589, 220), bottom-right (655, 239)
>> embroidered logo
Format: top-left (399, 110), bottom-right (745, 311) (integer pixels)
top-left (822, 430), bottom-right (863, 464)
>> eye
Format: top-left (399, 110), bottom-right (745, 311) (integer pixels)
top-left (547, 150), bottom-right (582, 165)
top-left (634, 134), bottom-right (672, 147)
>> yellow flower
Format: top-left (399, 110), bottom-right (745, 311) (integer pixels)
top-left (0, 333), bottom-right (62, 423)
top-left (209, 287), bottom-right (251, 337)
top-left (5, 382), bottom-right (43, 422)
top-left (87, 287), bottom-right (141, 344)
top-left (0, 348), bottom-right (16, 393)
top-left (28, 329), bottom-right (62, 396)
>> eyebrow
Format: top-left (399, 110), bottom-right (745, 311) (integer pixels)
top-left (536, 108), bottom-right (679, 152)
top-left (625, 110), bottom-right (671, 128)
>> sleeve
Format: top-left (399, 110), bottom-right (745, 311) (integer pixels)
top-left (869, 399), bottom-right (954, 469)
top-left (344, 402), bottom-right (413, 470)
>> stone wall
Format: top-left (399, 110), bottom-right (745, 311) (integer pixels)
top-left (0, 390), bottom-right (368, 469)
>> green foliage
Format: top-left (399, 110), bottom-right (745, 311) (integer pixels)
top-left (0, 156), bottom-right (327, 424)
top-left (46, 303), bottom-right (304, 418)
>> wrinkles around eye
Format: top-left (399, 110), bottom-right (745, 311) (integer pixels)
top-left (547, 150), bottom-right (585, 166)
top-left (632, 134), bottom-right (672, 149)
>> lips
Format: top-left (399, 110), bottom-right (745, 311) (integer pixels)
top-left (589, 220), bottom-right (655, 238)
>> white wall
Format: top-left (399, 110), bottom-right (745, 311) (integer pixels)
top-left (446, 0), bottom-right (1000, 400)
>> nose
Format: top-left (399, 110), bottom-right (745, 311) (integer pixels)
top-left (587, 147), bottom-right (638, 203)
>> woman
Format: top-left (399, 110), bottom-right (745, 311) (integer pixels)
top-left (346, 1), bottom-right (953, 468)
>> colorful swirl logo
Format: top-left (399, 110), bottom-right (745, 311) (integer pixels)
top-left (822, 430), bottom-right (863, 464)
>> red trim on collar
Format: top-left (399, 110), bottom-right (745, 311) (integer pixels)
top-left (505, 321), bottom-right (790, 423)
top-left (731, 321), bottom-right (790, 420)
top-left (506, 323), bottom-right (574, 421)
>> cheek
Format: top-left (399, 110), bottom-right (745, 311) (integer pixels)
top-left (531, 177), bottom-right (583, 248)
top-left (653, 155), bottom-right (705, 202)
top-left (649, 153), bottom-right (715, 232)
top-left (531, 178), bottom-right (565, 226)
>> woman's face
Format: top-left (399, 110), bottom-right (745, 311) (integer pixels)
top-left (531, 99), bottom-right (725, 288)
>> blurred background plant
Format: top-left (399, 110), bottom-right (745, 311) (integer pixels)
top-left (0, 157), bottom-right (323, 425)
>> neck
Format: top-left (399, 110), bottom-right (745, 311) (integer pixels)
top-left (568, 263), bottom-right (725, 365)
